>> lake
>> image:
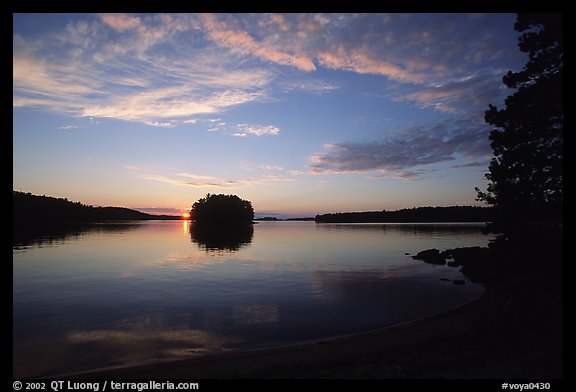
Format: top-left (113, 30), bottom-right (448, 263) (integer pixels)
top-left (13, 221), bottom-right (492, 378)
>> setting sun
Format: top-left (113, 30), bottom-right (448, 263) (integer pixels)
top-left (181, 212), bottom-right (190, 219)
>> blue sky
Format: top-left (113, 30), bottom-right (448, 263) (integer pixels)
top-left (13, 13), bottom-right (526, 218)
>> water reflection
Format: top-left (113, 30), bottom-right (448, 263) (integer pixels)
top-left (190, 223), bottom-right (254, 252)
top-left (182, 219), bottom-right (190, 234)
top-left (316, 222), bottom-right (488, 235)
top-left (13, 327), bottom-right (241, 378)
top-left (233, 305), bottom-right (279, 325)
top-left (14, 221), bottom-right (491, 378)
top-left (13, 222), bottom-right (142, 250)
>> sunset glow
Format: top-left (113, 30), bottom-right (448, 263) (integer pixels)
top-left (13, 13), bottom-right (527, 218)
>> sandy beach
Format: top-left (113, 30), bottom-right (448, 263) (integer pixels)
top-left (69, 285), bottom-right (562, 379)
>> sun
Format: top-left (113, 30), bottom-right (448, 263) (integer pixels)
top-left (181, 212), bottom-right (190, 219)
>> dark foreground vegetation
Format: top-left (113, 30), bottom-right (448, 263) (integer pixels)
top-left (407, 12), bottom-right (564, 378)
top-left (315, 206), bottom-right (492, 223)
top-left (407, 13), bottom-right (564, 378)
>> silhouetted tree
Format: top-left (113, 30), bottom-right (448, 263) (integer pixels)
top-left (190, 193), bottom-right (254, 225)
top-left (476, 13), bottom-right (563, 240)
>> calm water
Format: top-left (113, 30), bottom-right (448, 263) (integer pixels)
top-left (13, 221), bottom-right (491, 377)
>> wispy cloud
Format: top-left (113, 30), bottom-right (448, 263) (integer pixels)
top-left (450, 160), bottom-right (490, 169)
top-left (177, 172), bottom-right (220, 181)
top-left (200, 14), bottom-right (317, 72)
top-left (141, 174), bottom-right (246, 189)
top-left (233, 124), bottom-right (280, 137)
top-left (98, 13), bottom-right (141, 32)
top-left (124, 165), bottom-right (140, 171)
top-left (13, 14), bottom-right (271, 125)
top-left (133, 207), bottom-right (183, 215)
top-left (191, 120), bottom-right (281, 137)
top-left (14, 13), bottom-right (521, 125)
top-left (135, 167), bottom-right (294, 189)
top-left (199, 14), bottom-right (426, 83)
top-left (316, 47), bottom-right (426, 83)
top-left (281, 79), bottom-right (340, 94)
top-left (394, 70), bottom-right (508, 113)
top-left (144, 121), bottom-right (176, 128)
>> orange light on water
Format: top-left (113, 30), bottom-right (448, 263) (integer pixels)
top-left (182, 219), bottom-right (190, 234)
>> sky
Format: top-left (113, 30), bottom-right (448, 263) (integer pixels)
top-left (13, 13), bottom-right (527, 218)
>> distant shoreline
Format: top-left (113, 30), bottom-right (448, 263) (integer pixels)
top-left (13, 191), bottom-right (185, 225)
top-left (14, 191), bottom-right (493, 225)
top-left (314, 206), bottom-right (493, 223)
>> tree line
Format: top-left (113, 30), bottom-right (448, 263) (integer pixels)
top-left (13, 191), bottom-right (179, 226)
top-left (315, 206), bottom-right (493, 223)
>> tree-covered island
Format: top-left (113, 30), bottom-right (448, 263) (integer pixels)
top-left (190, 194), bottom-right (254, 225)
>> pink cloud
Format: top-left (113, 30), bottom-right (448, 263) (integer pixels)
top-left (317, 47), bottom-right (426, 83)
top-left (99, 13), bottom-right (141, 32)
top-left (263, 14), bottom-right (291, 32)
top-left (201, 14), bottom-right (316, 72)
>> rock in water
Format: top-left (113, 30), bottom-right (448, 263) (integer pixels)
top-left (412, 248), bottom-right (446, 265)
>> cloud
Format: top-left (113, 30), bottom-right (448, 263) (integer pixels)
top-left (200, 14), bottom-right (317, 72)
top-left (124, 165), bottom-right (140, 171)
top-left (195, 13), bottom-right (521, 89)
top-left (199, 14), bottom-right (426, 83)
top-left (177, 172), bottom-right (220, 181)
top-left (136, 167), bottom-right (293, 189)
top-left (233, 124), bottom-right (280, 137)
top-left (281, 79), bottom-right (340, 94)
top-left (395, 70), bottom-right (508, 113)
top-left (309, 118), bottom-right (491, 177)
top-left (316, 47), bottom-right (426, 83)
top-left (13, 14), bottom-right (271, 125)
top-left (98, 13), bottom-right (141, 32)
top-left (369, 169), bottom-right (430, 181)
top-left (192, 120), bottom-right (280, 137)
top-left (450, 160), bottom-right (490, 169)
top-left (144, 121), bottom-right (175, 128)
top-left (13, 54), bottom-right (100, 108)
top-left (132, 207), bottom-right (183, 215)
top-left (77, 83), bottom-right (264, 123)
top-left (14, 14), bottom-right (522, 125)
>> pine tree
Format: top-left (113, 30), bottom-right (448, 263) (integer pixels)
top-left (477, 13), bottom-right (563, 239)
